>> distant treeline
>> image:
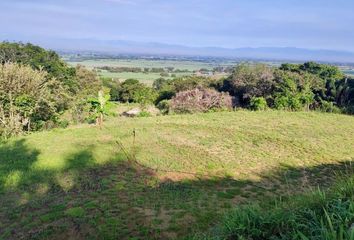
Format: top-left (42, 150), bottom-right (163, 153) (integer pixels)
top-left (96, 66), bottom-right (233, 74)
top-left (96, 66), bottom-right (192, 73)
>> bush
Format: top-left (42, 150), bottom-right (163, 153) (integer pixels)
top-left (227, 63), bottom-right (276, 107)
top-left (132, 86), bottom-right (158, 107)
top-left (137, 111), bottom-right (152, 117)
top-left (0, 63), bottom-right (63, 139)
top-left (102, 77), bottom-right (121, 101)
top-left (170, 88), bottom-right (233, 114)
top-left (160, 72), bottom-right (169, 77)
top-left (273, 70), bottom-right (316, 111)
top-left (320, 101), bottom-right (342, 113)
top-left (250, 97), bottom-right (268, 111)
top-left (156, 99), bottom-right (171, 115)
top-left (58, 120), bottom-right (69, 128)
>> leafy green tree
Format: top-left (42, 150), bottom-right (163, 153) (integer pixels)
top-left (69, 65), bottom-right (103, 123)
top-left (133, 86), bottom-right (158, 107)
top-left (273, 71), bottom-right (315, 111)
top-left (336, 77), bottom-right (354, 114)
top-left (0, 42), bottom-right (76, 91)
top-left (102, 77), bottom-right (121, 101)
top-left (227, 64), bottom-right (276, 107)
top-left (280, 62), bottom-right (344, 106)
top-left (119, 79), bottom-right (142, 102)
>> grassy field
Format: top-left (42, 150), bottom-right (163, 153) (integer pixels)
top-left (0, 110), bottom-right (353, 239)
top-left (67, 58), bottom-right (354, 85)
top-left (67, 59), bottom-right (232, 71)
top-left (343, 69), bottom-right (354, 76)
top-left (67, 59), bottom-right (232, 85)
top-left (97, 70), bottom-right (191, 85)
top-left (194, 175), bottom-right (354, 239)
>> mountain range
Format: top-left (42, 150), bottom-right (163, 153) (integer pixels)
top-left (23, 38), bottom-right (354, 63)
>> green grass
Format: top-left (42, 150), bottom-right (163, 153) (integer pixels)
top-left (0, 110), bottom-right (353, 239)
top-left (192, 176), bottom-right (354, 240)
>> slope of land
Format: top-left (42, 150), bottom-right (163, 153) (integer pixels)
top-left (0, 110), bottom-right (353, 239)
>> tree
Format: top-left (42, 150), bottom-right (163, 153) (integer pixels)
top-left (69, 65), bottom-right (103, 123)
top-left (228, 64), bottom-right (276, 107)
top-left (336, 77), bottom-right (354, 114)
top-left (133, 86), bottom-right (158, 107)
top-left (280, 62), bottom-right (344, 105)
top-left (273, 70), bottom-right (315, 111)
top-left (0, 42), bottom-right (76, 91)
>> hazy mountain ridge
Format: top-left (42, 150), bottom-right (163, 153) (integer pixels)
top-left (16, 38), bottom-right (354, 63)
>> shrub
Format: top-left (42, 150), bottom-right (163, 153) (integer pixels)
top-left (160, 72), bottom-right (169, 77)
top-left (156, 99), bottom-right (171, 115)
top-left (0, 63), bottom-right (63, 138)
top-left (227, 63), bottom-right (276, 106)
top-left (59, 120), bottom-right (70, 128)
top-left (320, 101), bottom-right (342, 113)
top-left (132, 86), bottom-right (158, 107)
top-left (273, 70), bottom-right (316, 111)
top-left (102, 77), bottom-right (121, 101)
top-left (250, 97), bottom-right (268, 111)
top-left (152, 78), bottom-right (170, 90)
top-left (170, 88), bottom-right (233, 114)
top-left (137, 111), bottom-right (152, 117)
top-left (171, 76), bottom-right (213, 93)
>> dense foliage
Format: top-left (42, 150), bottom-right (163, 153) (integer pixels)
top-left (102, 78), bottom-right (157, 106)
top-left (217, 62), bottom-right (354, 113)
top-left (0, 43), bottom-right (102, 138)
top-left (0, 42), bottom-right (77, 91)
top-left (0, 63), bottom-right (65, 138)
top-left (104, 62), bottom-right (354, 115)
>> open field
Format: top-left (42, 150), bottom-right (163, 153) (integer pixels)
top-left (67, 58), bottom-right (354, 86)
top-left (66, 59), bottom-right (236, 71)
top-left (343, 69), bottom-right (354, 76)
top-left (67, 59), bottom-right (233, 84)
top-left (0, 110), bottom-right (353, 239)
top-left (97, 71), bottom-right (191, 85)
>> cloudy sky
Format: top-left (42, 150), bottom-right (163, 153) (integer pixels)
top-left (1, 0), bottom-right (354, 51)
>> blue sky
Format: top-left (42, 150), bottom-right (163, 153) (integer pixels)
top-left (1, 0), bottom-right (354, 51)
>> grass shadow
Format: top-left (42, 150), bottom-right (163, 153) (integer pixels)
top-left (0, 139), bottom-right (353, 239)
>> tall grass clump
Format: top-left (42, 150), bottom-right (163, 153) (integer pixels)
top-left (193, 176), bottom-right (354, 240)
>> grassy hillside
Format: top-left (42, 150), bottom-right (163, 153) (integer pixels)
top-left (0, 110), bottom-right (353, 239)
